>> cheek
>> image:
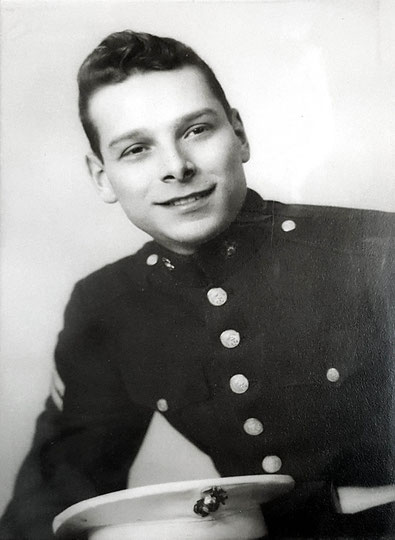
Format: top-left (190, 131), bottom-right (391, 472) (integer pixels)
top-left (195, 135), bottom-right (240, 173)
top-left (217, 132), bottom-right (242, 167)
top-left (106, 167), bottom-right (150, 201)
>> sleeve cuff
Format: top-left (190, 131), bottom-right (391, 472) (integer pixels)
top-left (329, 500), bottom-right (395, 537)
top-left (263, 481), bottom-right (395, 536)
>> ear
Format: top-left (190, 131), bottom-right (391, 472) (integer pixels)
top-left (85, 153), bottom-right (118, 204)
top-left (230, 109), bottom-right (250, 163)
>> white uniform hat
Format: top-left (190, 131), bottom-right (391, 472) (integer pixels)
top-left (53, 474), bottom-right (294, 539)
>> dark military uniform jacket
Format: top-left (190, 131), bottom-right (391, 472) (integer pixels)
top-left (1, 189), bottom-right (394, 538)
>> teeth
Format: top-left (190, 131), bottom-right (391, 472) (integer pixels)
top-left (170, 192), bottom-right (207, 206)
top-left (172, 194), bottom-right (202, 206)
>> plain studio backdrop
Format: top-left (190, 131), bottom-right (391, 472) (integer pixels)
top-left (1, 0), bottom-right (394, 516)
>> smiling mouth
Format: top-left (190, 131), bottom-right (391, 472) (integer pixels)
top-left (158, 186), bottom-right (216, 207)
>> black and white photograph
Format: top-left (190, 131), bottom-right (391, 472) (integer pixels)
top-left (1, 1), bottom-right (394, 538)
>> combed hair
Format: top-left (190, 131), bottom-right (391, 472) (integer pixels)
top-left (78, 30), bottom-right (232, 159)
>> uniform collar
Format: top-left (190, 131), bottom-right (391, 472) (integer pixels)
top-left (145, 189), bottom-right (273, 288)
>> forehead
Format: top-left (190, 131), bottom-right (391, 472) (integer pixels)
top-left (88, 66), bottom-right (226, 144)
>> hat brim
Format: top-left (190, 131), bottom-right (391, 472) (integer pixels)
top-left (54, 475), bottom-right (294, 539)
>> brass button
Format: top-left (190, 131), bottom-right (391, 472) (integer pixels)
top-left (326, 368), bottom-right (340, 383)
top-left (230, 374), bottom-right (249, 394)
top-left (281, 220), bottom-right (296, 232)
top-left (220, 329), bottom-right (240, 349)
top-left (207, 288), bottom-right (228, 306)
top-left (262, 455), bottom-right (282, 473)
top-left (156, 398), bottom-right (168, 412)
top-left (146, 254), bottom-right (159, 266)
top-left (243, 418), bottom-right (263, 436)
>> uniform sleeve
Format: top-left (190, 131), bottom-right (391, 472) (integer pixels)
top-left (0, 282), bottom-right (153, 540)
top-left (363, 215), bottom-right (395, 481)
top-left (265, 209), bottom-right (395, 537)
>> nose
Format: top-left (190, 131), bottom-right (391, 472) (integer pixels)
top-left (160, 144), bottom-right (196, 183)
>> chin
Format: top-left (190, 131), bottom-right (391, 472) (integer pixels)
top-left (175, 219), bottom-right (231, 248)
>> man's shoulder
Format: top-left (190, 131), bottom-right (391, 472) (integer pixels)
top-left (270, 199), bottom-right (394, 254)
top-left (72, 241), bottom-right (156, 311)
top-left (274, 199), bottom-right (394, 221)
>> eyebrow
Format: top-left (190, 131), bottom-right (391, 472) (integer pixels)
top-left (108, 107), bottom-right (219, 148)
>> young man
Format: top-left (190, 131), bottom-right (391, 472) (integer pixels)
top-left (1, 30), bottom-right (394, 538)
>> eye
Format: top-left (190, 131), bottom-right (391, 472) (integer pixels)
top-left (185, 124), bottom-right (210, 139)
top-left (121, 144), bottom-right (149, 158)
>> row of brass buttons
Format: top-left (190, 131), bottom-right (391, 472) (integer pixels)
top-left (210, 289), bottom-right (282, 473)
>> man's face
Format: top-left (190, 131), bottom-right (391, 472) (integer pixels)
top-left (87, 66), bottom-right (250, 254)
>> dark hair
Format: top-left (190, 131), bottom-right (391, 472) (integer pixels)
top-left (78, 30), bottom-right (232, 160)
